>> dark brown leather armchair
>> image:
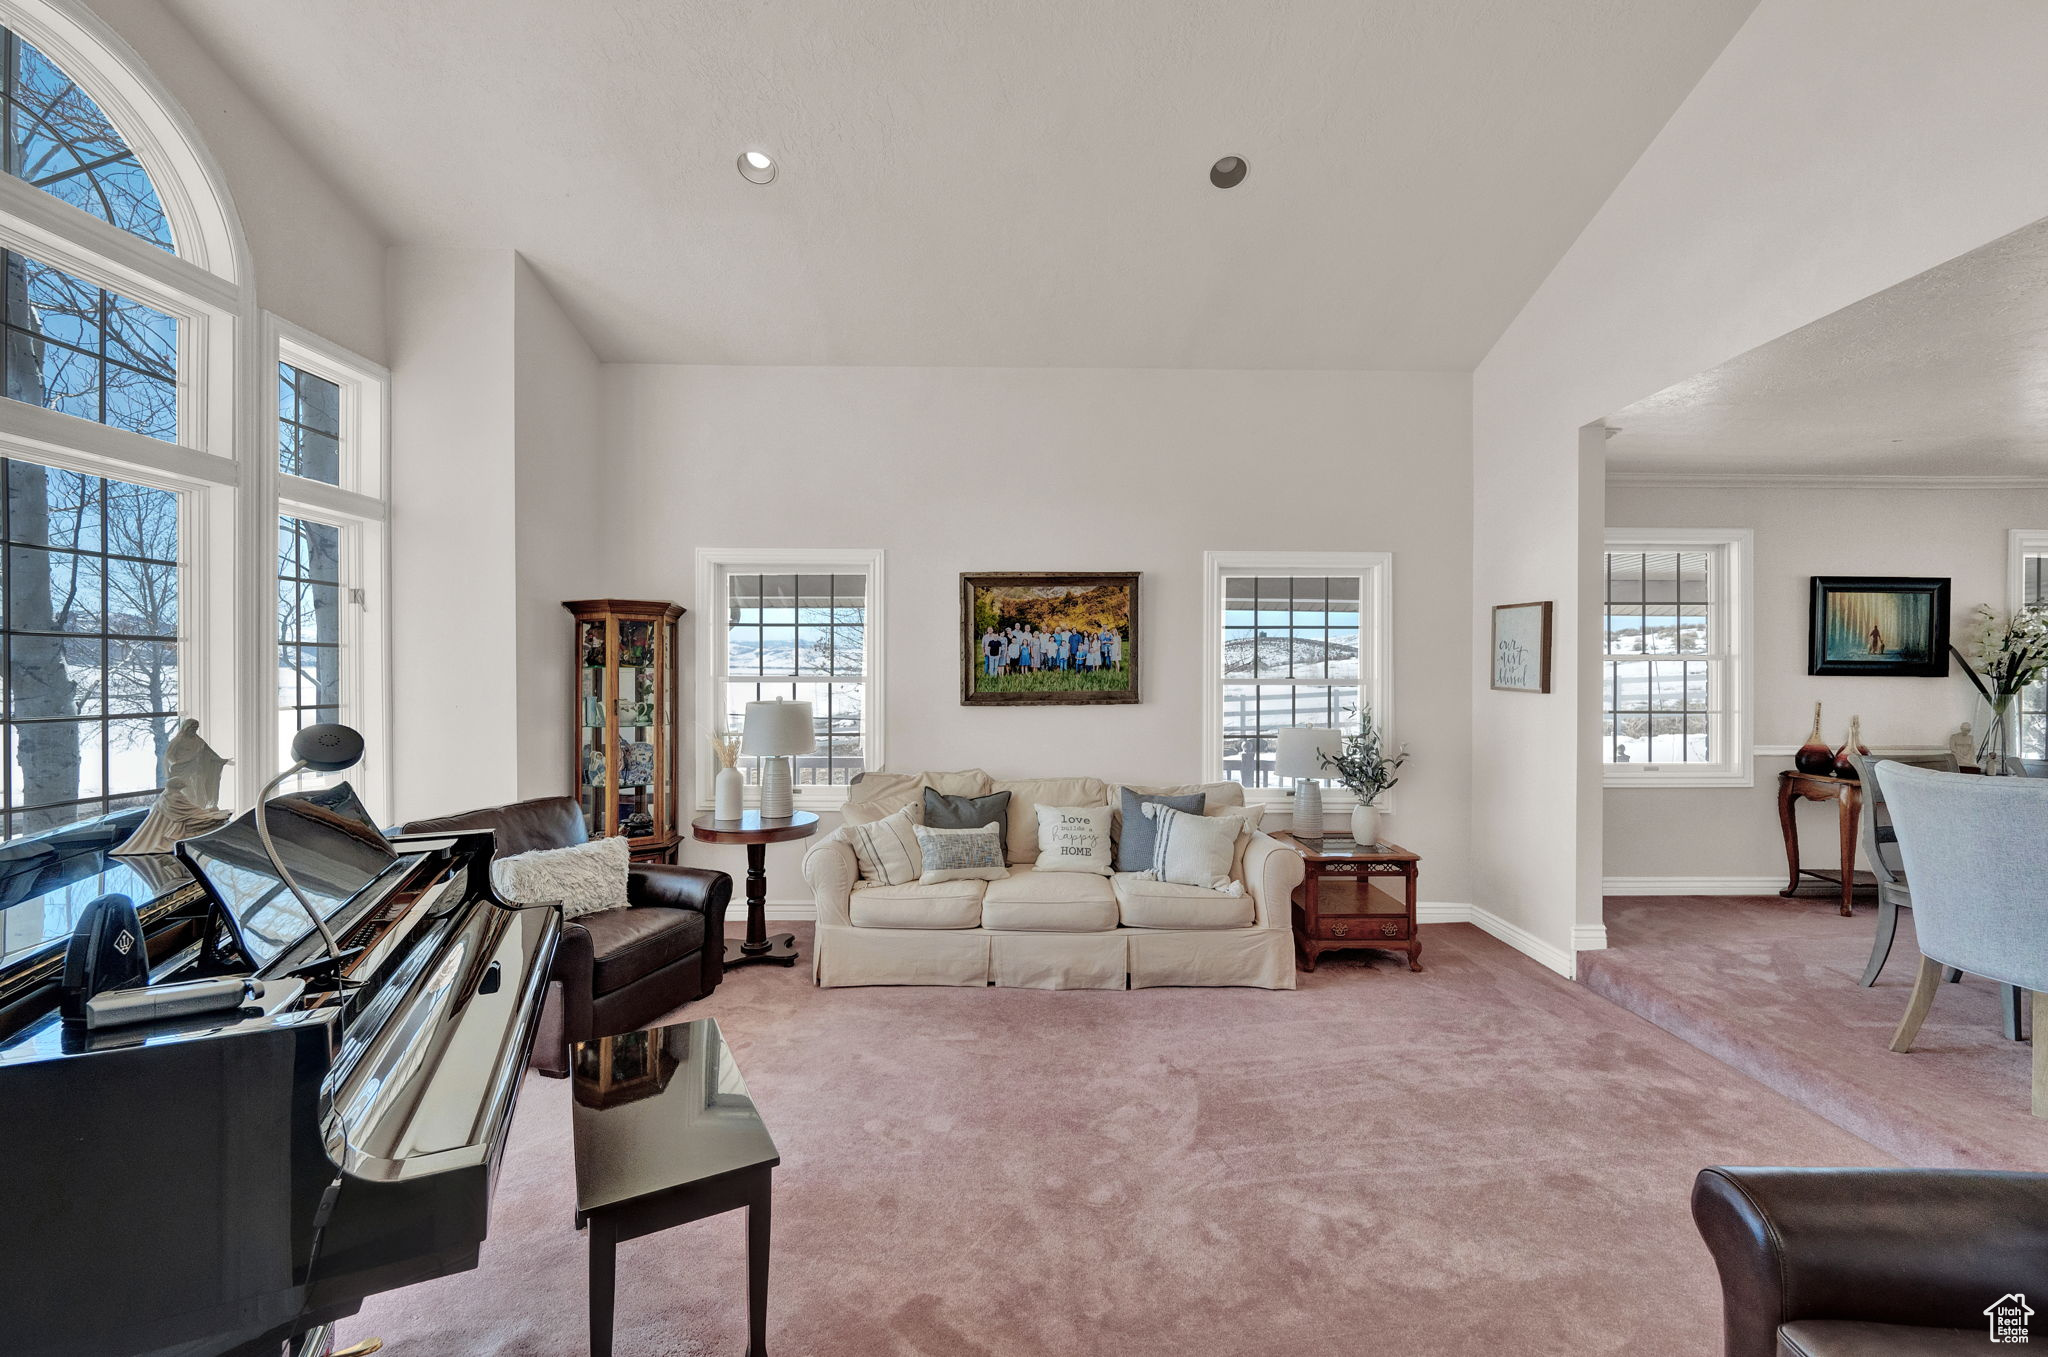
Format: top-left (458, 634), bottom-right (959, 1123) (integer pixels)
top-left (398, 796), bottom-right (731, 1074)
top-left (1693, 1166), bottom-right (2048, 1355)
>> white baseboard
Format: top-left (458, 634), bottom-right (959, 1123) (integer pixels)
top-left (761, 900), bottom-right (1586, 977)
top-left (1602, 876), bottom-right (1786, 896)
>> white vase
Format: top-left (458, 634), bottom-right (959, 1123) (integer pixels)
top-left (1350, 804), bottom-right (1381, 847)
top-left (714, 766), bottom-right (745, 822)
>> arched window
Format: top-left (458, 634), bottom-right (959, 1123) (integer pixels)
top-left (0, 0), bottom-right (389, 846)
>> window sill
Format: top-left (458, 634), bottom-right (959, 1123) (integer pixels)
top-left (694, 785), bottom-right (852, 814)
top-left (1604, 768), bottom-right (1754, 790)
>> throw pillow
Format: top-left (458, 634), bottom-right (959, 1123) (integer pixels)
top-left (913, 822), bottom-right (1009, 883)
top-left (845, 805), bottom-right (923, 886)
top-left (1144, 804), bottom-right (1244, 892)
top-left (1115, 787), bottom-right (1205, 872)
top-left (923, 787), bottom-right (1013, 860)
top-left (1034, 803), bottom-right (1116, 875)
top-left (491, 834), bottom-right (630, 919)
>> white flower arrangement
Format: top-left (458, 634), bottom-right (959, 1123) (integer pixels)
top-left (1955, 604), bottom-right (2048, 700)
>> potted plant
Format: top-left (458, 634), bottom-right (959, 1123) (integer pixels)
top-left (1953, 605), bottom-right (2048, 773)
top-left (1319, 705), bottom-right (1406, 845)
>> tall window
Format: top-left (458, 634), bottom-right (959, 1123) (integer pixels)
top-left (1602, 530), bottom-right (1750, 787)
top-left (2, 458), bottom-right (177, 837)
top-left (1, 25), bottom-right (170, 247)
top-left (2011, 531), bottom-right (2048, 758)
top-left (1204, 551), bottom-right (1390, 796)
top-left (0, 3), bottom-right (389, 841)
top-left (696, 549), bottom-right (884, 807)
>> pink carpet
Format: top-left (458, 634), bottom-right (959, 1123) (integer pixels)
top-left (351, 921), bottom-right (1891, 1356)
top-left (1583, 895), bottom-right (2044, 1171)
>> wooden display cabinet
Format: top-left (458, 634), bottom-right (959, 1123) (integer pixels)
top-left (565, 599), bottom-right (684, 863)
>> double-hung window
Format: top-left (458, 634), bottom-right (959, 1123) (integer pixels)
top-left (2009, 530), bottom-right (2048, 759)
top-left (1204, 550), bottom-right (1391, 799)
top-left (1602, 529), bottom-right (1751, 787)
top-left (694, 548), bottom-right (884, 809)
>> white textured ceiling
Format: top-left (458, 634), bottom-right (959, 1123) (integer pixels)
top-left (162, 0), bottom-right (1757, 367)
top-left (1606, 216), bottom-right (2048, 478)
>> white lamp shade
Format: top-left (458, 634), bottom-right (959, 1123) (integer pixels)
top-left (1274, 726), bottom-right (1341, 779)
top-left (741, 699), bottom-right (817, 756)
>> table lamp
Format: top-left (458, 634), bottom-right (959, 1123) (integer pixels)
top-left (742, 699), bottom-right (815, 819)
top-left (1274, 726), bottom-right (1341, 838)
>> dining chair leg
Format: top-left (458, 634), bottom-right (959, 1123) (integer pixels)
top-left (2033, 991), bottom-right (2047, 1119)
top-left (2005, 985), bottom-right (2027, 1042)
top-left (1944, 967), bottom-right (1962, 983)
top-left (1860, 898), bottom-right (1899, 988)
top-left (1891, 955), bottom-right (1945, 1054)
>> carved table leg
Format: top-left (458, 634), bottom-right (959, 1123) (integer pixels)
top-left (1837, 783), bottom-right (1862, 916)
top-left (1777, 774), bottom-right (1803, 898)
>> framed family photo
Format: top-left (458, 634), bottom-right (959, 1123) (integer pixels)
top-left (1490, 601), bottom-right (1552, 693)
top-left (1807, 576), bottom-right (1950, 676)
top-left (961, 572), bottom-right (1140, 706)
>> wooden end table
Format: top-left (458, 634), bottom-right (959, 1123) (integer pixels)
top-left (692, 810), bottom-right (819, 969)
top-left (1274, 833), bottom-right (1422, 972)
top-left (1776, 769), bottom-right (1872, 917)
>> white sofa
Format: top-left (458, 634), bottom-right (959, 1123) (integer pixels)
top-left (802, 769), bottom-right (1304, 990)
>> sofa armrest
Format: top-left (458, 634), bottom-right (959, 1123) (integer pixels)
top-left (803, 833), bottom-right (857, 927)
top-left (1692, 1166), bottom-right (2048, 1357)
top-left (1240, 832), bottom-right (1303, 930)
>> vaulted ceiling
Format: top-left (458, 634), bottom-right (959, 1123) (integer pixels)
top-left (162, 0), bottom-right (1759, 367)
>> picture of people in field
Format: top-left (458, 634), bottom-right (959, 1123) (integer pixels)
top-left (963, 574), bottom-right (1138, 705)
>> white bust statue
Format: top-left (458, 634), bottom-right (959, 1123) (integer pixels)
top-left (111, 720), bottom-right (234, 856)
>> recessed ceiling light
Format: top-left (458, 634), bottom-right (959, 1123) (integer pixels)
top-left (738, 150), bottom-right (776, 185)
top-left (1210, 155), bottom-right (1247, 189)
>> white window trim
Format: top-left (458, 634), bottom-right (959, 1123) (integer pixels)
top-left (1602, 527), bottom-right (1753, 789)
top-left (2008, 529), bottom-right (2048, 613)
top-left (1202, 549), bottom-right (1393, 810)
top-left (692, 547), bottom-right (885, 812)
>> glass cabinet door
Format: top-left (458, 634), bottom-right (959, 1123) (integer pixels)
top-left (578, 618), bottom-right (611, 837)
top-left (615, 619), bottom-right (657, 839)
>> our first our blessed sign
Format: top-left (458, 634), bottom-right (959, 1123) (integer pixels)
top-left (1491, 601), bottom-right (1552, 694)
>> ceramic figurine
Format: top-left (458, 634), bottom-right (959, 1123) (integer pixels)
top-left (112, 720), bottom-right (234, 856)
top-left (165, 718), bottom-right (230, 809)
top-left (1948, 723), bottom-right (1976, 771)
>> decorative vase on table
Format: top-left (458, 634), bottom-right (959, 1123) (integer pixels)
top-left (713, 765), bottom-right (745, 821)
top-left (1831, 715), bottom-right (1870, 779)
top-left (1349, 804), bottom-right (1381, 848)
top-left (1977, 693), bottom-right (2018, 775)
top-left (1793, 702), bottom-right (1837, 776)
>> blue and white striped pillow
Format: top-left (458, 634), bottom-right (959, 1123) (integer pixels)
top-left (1144, 803), bottom-right (1245, 891)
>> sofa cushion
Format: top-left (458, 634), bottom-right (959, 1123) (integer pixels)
top-left (924, 787), bottom-right (1013, 859)
top-left (577, 905), bottom-right (707, 993)
top-left (1113, 873), bottom-right (1256, 929)
top-left (848, 769), bottom-right (994, 817)
top-left (983, 869), bottom-right (1119, 931)
top-left (992, 776), bottom-right (1110, 864)
top-left (1115, 787), bottom-right (1205, 871)
top-left (848, 879), bottom-right (986, 929)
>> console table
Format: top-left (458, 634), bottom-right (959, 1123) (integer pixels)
top-left (1776, 769), bottom-right (1872, 917)
top-left (1274, 833), bottom-right (1422, 972)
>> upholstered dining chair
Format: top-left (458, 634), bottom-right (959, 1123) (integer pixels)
top-left (1874, 762), bottom-right (2048, 1115)
top-left (1845, 752), bottom-right (1914, 988)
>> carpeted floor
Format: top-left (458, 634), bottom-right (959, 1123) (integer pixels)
top-left (351, 920), bottom-right (1891, 1357)
top-left (1584, 895), bottom-right (2043, 1171)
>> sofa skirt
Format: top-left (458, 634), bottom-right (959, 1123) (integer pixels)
top-left (813, 922), bottom-right (1296, 991)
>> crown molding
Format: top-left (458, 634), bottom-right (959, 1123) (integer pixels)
top-left (1608, 471), bottom-right (2048, 490)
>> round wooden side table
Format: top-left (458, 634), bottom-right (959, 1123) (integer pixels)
top-left (691, 810), bottom-right (819, 969)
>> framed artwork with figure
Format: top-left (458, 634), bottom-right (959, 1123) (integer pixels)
top-left (1490, 601), bottom-right (1552, 693)
top-left (961, 571), bottom-right (1140, 706)
top-left (1807, 576), bottom-right (1949, 677)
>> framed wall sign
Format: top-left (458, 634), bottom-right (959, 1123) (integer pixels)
top-left (961, 572), bottom-right (1139, 706)
top-left (1491, 601), bottom-right (1553, 693)
top-left (1807, 576), bottom-right (1950, 676)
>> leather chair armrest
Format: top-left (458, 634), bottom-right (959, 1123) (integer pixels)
top-left (1692, 1166), bottom-right (2048, 1357)
top-left (549, 915), bottom-right (598, 1044)
top-left (629, 864), bottom-right (732, 997)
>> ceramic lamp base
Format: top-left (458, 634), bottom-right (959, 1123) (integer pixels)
top-left (1292, 780), bottom-right (1324, 837)
top-left (759, 755), bottom-right (794, 819)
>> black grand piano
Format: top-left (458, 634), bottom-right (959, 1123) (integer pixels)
top-left (0, 784), bottom-right (560, 1357)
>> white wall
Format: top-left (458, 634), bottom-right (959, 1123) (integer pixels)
top-left (513, 258), bottom-right (606, 799)
top-left (1603, 483), bottom-right (2048, 884)
top-left (87, 0), bottom-right (388, 360)
top-left (599, 365), bottom-right (1475, 901)
top-left (1472, 0), bottom-right (2048, 968)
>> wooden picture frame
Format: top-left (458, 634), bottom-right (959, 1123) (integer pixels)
top-left (961, 571), bottom-right (1140, 706)
top-left (1491, 601), bottom-right (1553, 693)
top-left (1807, 576), bottom-right (1950, 677)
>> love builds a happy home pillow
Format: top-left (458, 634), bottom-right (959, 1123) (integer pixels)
top-left (1143, 803), bottom-right (1245, 892)
top-left (1035, 803), bottom-right (1115, 875)
top-left (491, 834), bottom-right (631, 920)
top-left (914, 822), bottom-right (1009, 883)
top-left (846, 806), bottom-right (923, 886)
